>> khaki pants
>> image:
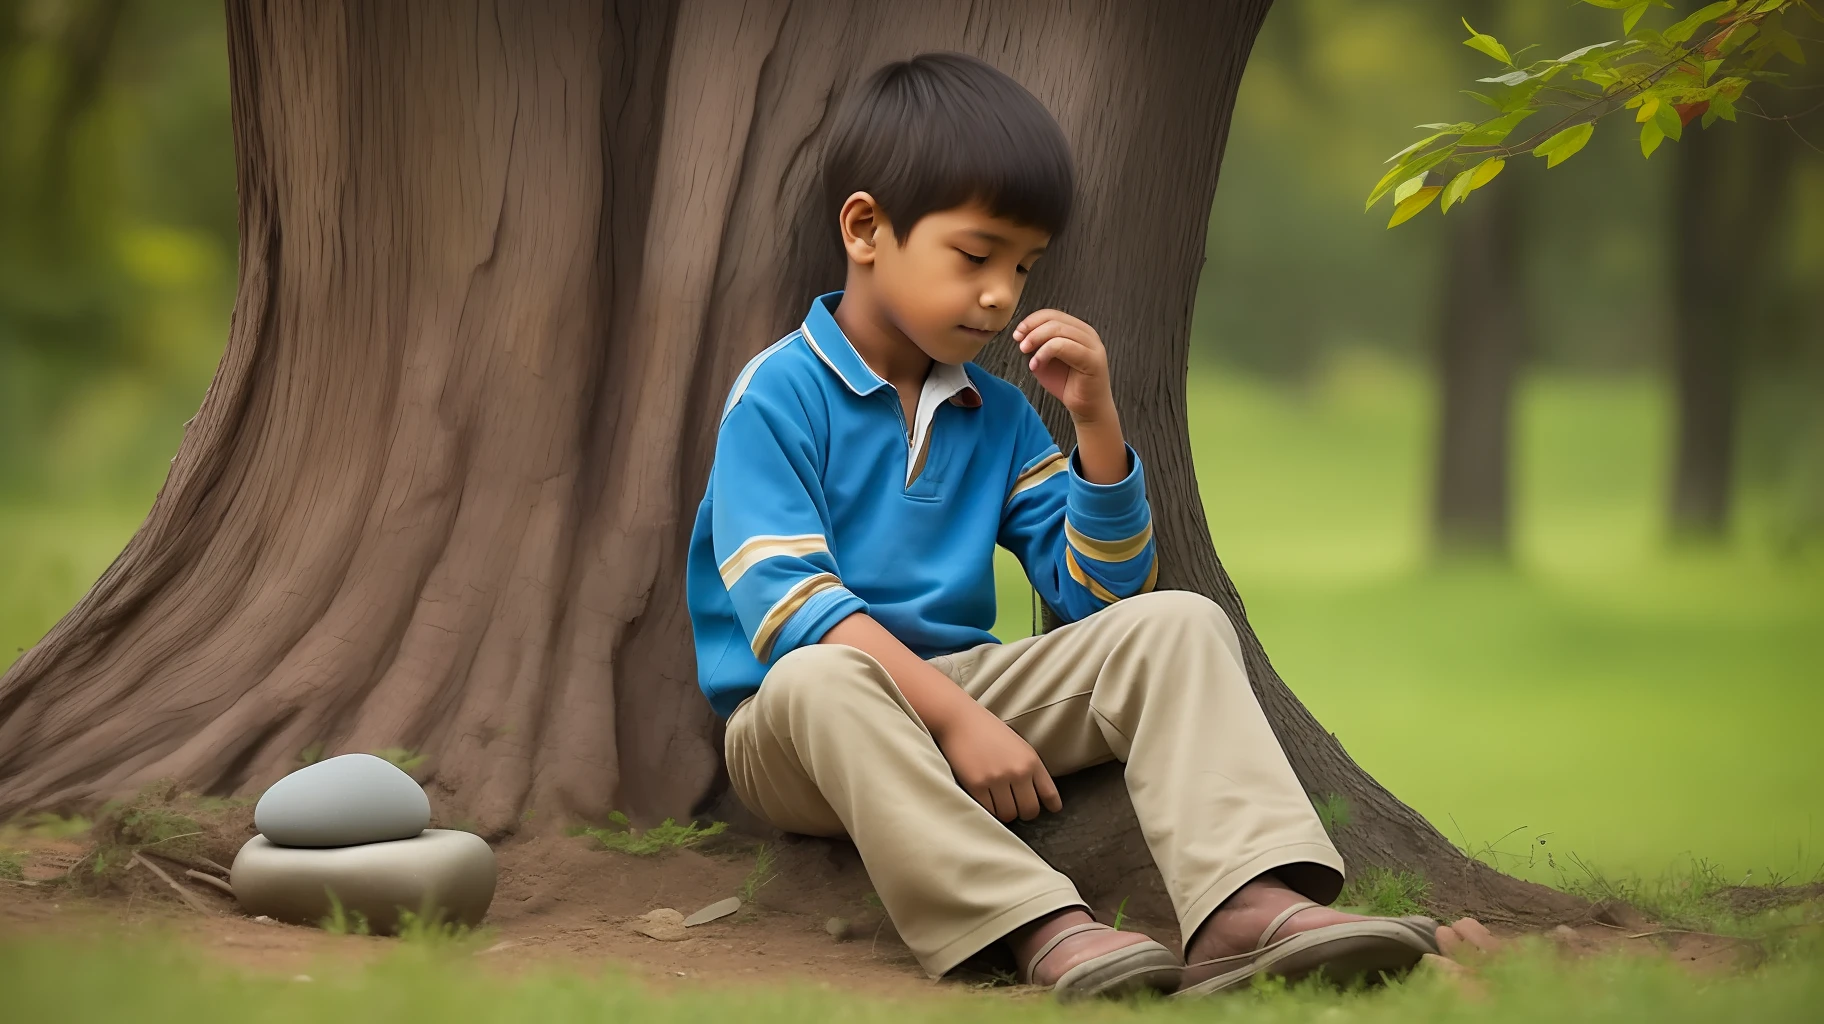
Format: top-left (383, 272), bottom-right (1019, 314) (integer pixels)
top-left (724, 590), bottom-right (1344, 977)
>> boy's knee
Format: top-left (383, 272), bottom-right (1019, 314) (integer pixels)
top-left (1119, 590), bottom-right (1243, 653)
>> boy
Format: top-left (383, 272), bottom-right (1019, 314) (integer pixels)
top-left (686, 53), bottom-right (1439, 1000)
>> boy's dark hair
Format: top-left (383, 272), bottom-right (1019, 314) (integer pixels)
top-left (821, 53), bottom-right (1074, 244)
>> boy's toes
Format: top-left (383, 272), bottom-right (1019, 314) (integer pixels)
top-left (1435, 917), bottom-right (1501, 959)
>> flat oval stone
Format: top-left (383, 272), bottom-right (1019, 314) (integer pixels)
top-left (230, 829), bottom-right (495, 934)
top-left (255, 753), bottom-right (430, 848)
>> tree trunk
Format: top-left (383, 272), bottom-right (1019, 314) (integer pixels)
top-left (1431, 180), bottom-right (1528, 556)
top-left (1668, 120), bottom-right (1789, 539)
top-left (0, 0), bottom-right (1578, 931)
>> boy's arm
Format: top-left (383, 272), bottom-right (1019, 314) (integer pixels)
top-left (821, 613), bottom-right (1062, 824)
top-left (712, 396), bottom-right (867, 666)
top-left (1000, 308), bottom-right (1158, 623)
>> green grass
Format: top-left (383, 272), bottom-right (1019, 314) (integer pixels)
top-left (569, 812), bottom-right (729, 856)
top-left (2, 934), bottom-right (1821, 1023)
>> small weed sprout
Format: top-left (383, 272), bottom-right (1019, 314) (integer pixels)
top-left (372, 748), bottom-right (427, 774)
top-left (321, 889), bottom-right (371, 936)
top-left (1337, 867), bottom-right (1430, 917)
top-left (1312, 793), bottom-right (1352, 836)
top-left (571, 811), bottom-right (727, 856)
top-left (738, 843), bottom-right (777, 903)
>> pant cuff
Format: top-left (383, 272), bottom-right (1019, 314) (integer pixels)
top-left (1176, 841), bottom-right (1346, 956)
top-left (920, 885), bottom-right (1086, 979)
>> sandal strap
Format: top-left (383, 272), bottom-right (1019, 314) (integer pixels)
top-left (1257, 901), bottom-right (1320, 949)
top-left (1024, 922), bottom-right (1108, 983)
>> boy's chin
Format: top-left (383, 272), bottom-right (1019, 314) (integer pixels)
top-left (916, 335), bottom-right (989, 366)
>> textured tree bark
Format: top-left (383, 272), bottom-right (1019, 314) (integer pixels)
top-left (0, 0), bottom-right (1578, 930)
top-left (1430, 182), bottom-right (1528, 556)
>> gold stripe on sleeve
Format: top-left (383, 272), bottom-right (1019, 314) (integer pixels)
top-left (1064, 549), bottom-right (1121, 605)
top-left (1140, 557), bottom-right (1159, 594)
top-left (752, 573), bottom-right (844, 662)
top-left (1008, 452), bottom-right (1068, 501)
top-left (1065, 520), bottom-right (1153, 564)
top-left (719, 534), bottom-right (830, 589)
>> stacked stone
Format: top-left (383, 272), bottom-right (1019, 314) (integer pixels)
top-left (230, 753), bottom-right (496, 933)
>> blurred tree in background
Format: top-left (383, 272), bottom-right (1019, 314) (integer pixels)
top-left (0, 0), bottom-right (232, 504)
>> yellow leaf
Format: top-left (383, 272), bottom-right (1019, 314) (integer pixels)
top-left (1636, 96), bottom-right (1660, 123)
top-left (1469, 157), bottom-right (1507, 190)
top-left (1388, 186), bottom-right (1444, 228)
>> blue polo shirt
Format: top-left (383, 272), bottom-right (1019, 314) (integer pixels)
top-left (686, 292), bottom-right (1158, 718)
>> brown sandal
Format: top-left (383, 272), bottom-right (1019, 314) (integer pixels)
top-left (1174, 901), bottom-right (1438, 997)
top-left (1021, 921), bottom-right (1183, 1002)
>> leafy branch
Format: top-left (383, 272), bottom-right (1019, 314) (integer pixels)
top-left (1369, 0), bottom-right (1819, 227)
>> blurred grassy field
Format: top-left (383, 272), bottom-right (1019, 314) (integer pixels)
top-left (993, 356), bottom-right (1824, 887)
top-left (3, 933), bottom-right (1822, 1024)
top-left (4, 358), bottom-right (1821, 890)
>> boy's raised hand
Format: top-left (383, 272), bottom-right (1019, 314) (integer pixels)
top-left (1013, 309), bottom-right (1116, 425)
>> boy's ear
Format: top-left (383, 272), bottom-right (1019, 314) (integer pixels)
top-left (839, 191), bottom-right (889, 265)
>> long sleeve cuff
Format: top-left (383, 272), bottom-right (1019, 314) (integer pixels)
top-left (765, 583), bottom-right (868, 664)
top-left (1066, 444), bottom-right (1150, 542)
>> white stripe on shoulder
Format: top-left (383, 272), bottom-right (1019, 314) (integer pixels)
top-left (722, 332), bottom-right (800, 422)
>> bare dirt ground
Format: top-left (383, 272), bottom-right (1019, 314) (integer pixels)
top-left (0, 796), bottom-right (1783, 996)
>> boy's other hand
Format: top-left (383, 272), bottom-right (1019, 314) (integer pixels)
top-left (1012, 309), bottom-right (1116, 425)
top-left (935, 700), bottom-right (1063, 822)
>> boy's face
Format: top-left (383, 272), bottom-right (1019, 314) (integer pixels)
top-left (846, 196), bottom-right (1051, 365)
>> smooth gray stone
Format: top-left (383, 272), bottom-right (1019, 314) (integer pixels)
top-left (231, 829), bottom-right (495, 934)
top-left (255, 752), bottom-right (430, 848)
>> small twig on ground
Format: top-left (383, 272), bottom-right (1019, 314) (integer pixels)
top-left (139, 831), bottom-right (204, 849)
top-left (197, 856), bottom-right (232, 877)
top-left (0, 878), bottom-right (40, 886)
top-left (130, 852), bottom-right (215, 915)
top-left (184, 869), bottom-right (235, 897)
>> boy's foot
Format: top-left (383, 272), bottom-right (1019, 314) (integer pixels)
top-left (1008, 908), bottom-right (1181, 999)
top-left (1177, 875), bottom-right (1438, 996)
top-left (1186, 875), bottom-right (1378, 963)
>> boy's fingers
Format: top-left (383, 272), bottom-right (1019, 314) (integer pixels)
top-left (1015, 319), bottom-right (1078, 353)
top-left (1035, 769), bottom-right (1063, 814)
top-left (968, 787), bottom-right (995, 817)
top-left (1012, 308), bottom-right (1064, 340)
top-left (1028, 336), bottom-right (1095, 375)
top-left (990, 785), bottom-right (1018, 823)
top-left (1012, 778), bottom-right (1042, 821)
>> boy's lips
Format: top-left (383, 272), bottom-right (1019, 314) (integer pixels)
top-left (957, 325), bottom-right (999, 339)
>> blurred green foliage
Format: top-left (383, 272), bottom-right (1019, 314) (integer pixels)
top-left (0, 0), bottom-right (232, 503)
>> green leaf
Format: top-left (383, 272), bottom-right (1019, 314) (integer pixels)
top-left (1441, 169), bottom-right (1475, 214)
top-left (1393, 173), bottom-right (1429, 204)
top-left (1624, 2), bottom-right (1652, 33)
top-left (1365, 146), bottom-right (1456, 210)
top-left (1532, 122), bottom-right (1595, 167)
top-left (1559, 40), bottom-right (1622, 62)
top-left (1461, 109), bottom-right (1537, 146)
top-left (1479, 70), bottom-right (1533, 86)
top-left (1387, 186), bottom-right (1443, 228)
top-left (1720, 22), bottom-right (1758, 54)
top-left (1641, 118), bottom-right (1666, 156)
top-left (1666, 2), bottom-right (1738, 45)
top-left (1755, 0), bottom-right (1785, 13)
top-left (1462, 90), bottom-right (1503, 109)
top-left (1655, 100), bottom-right (1684, 141)
top-left (1462, 19), bottom-right (1514, 64)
